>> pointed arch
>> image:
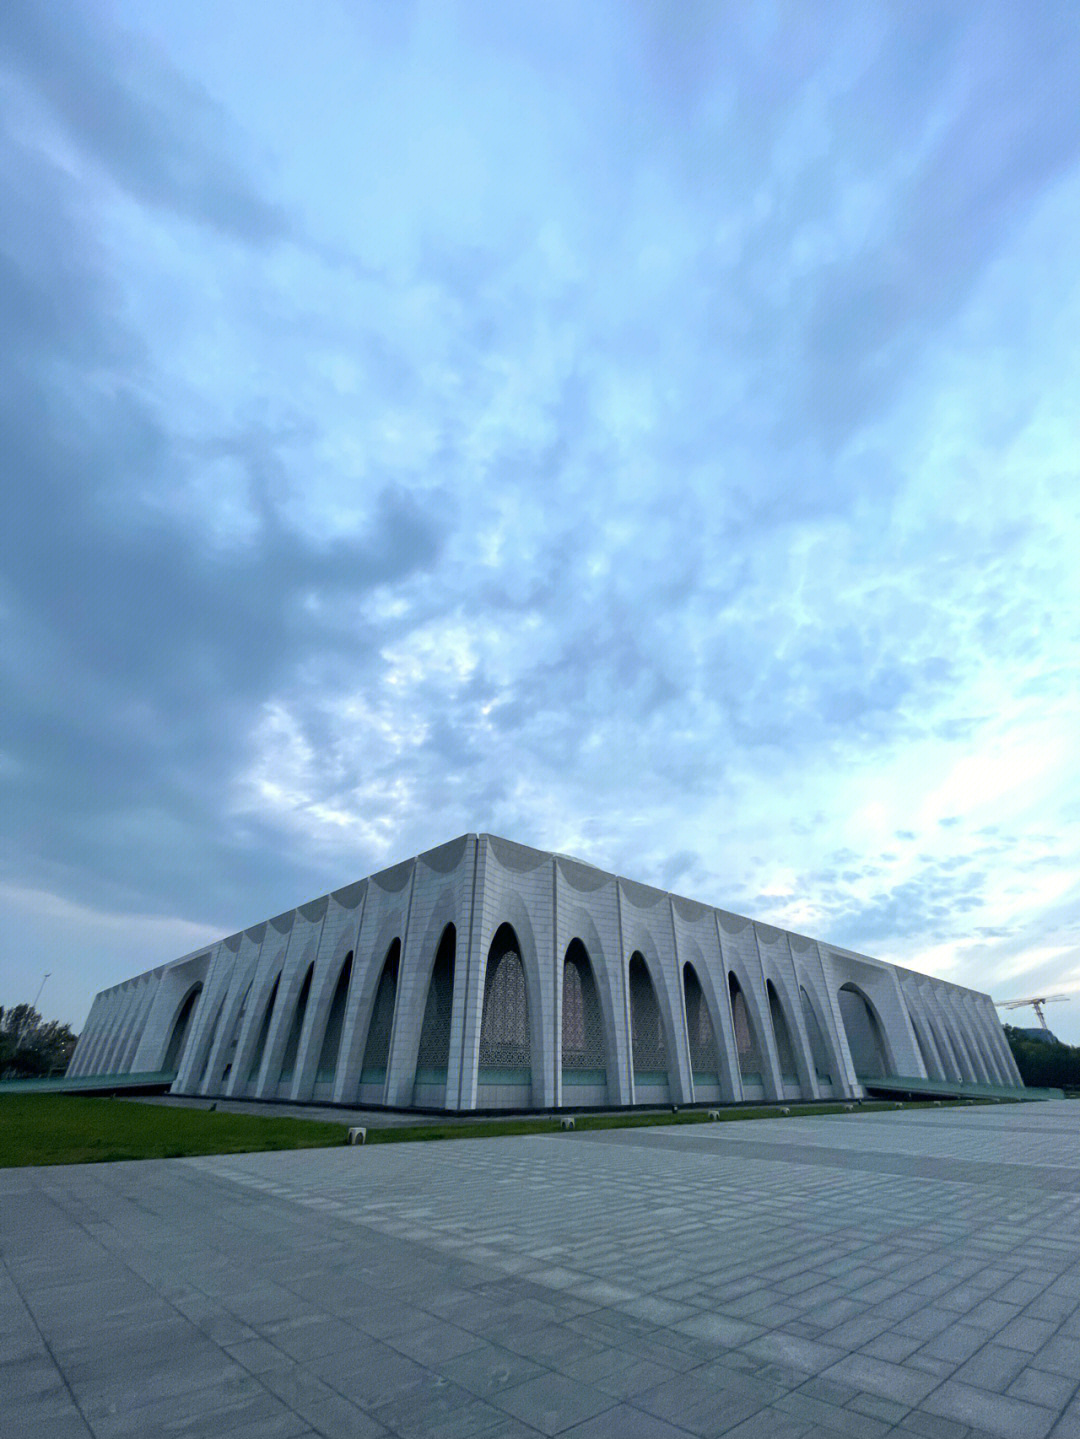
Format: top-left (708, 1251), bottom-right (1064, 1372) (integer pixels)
top-left (415, 925), bottom-right (455, 1092)
top-left (766, 980), bottom-right (801, 1089)
top-left (360, 940), bottom-right (401, 1089)
top-left (246, 972), bottom-right (281, 1089)
top-left (561, 940), bottom-right (608, 1099)
top-left (315, 952), bottom-right (353, 1085)
top-left (629, 952), bottom-right (668, 1096)
top-left (478, 923), bottom-right (533, 1101)
top-left (800, 985), bottom-right (833, 1083)
top-left (163, 984), bottom-right (202, 1074)
top-left (838, 983), bottom-right (891, 1080)
top-left (729, 972), bottom-right (764, 1087)
top-left (278, 963), bottom-right (314, 1084)
top-left (683, 962), bottom-right (721, 1093)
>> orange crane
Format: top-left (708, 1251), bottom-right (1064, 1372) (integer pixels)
top-left (995, 994), bottom-right (1070, 1030)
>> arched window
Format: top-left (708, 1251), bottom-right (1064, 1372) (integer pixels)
top-left (479, 925), bottom-right (531, 1077)
top-left (278, 964), bottom-right (314, 1083)
top-left (767, 981), bottom-right (798, 1082)
top-left (361, 942), bottom-right (401, 1081)
top-left (163, 984), bottom-right (202, 1073)
top-left (316, 952), bottom-right (353, 1083)
top-left (562, 941), bottom-right (606, 1082)
top-left (629, 953), bottom-right (667, 1079)
top-left (683, 964), bottom-right (719, 1083)
top-left (729, 973), bottom-right (762, 1080)
top-left (838, 984), bottom-right (889, 1079)
top-left (800, 986), bottom-right (832, 1081)
top-left (247, 973), bottom-right (280, 1084)
top-left (416, 927), bottom-right (455, 1077)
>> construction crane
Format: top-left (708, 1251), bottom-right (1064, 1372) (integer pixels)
top-left (995, 994), bottom-right (1070, 1030)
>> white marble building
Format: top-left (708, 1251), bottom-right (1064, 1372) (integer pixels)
top-left (68, 834), bottom-right (1023, 1108)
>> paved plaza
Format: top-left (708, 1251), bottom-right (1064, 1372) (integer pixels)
top-left (4, 1104), bottom-right (1080, 1438)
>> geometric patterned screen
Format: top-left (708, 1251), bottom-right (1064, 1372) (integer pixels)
top-left (479, 926), bottom-right (531, 1073)
top-left (562, 940), bottom-right (606, 1074)
top-left (629, 953), bottom-right (667, 1074)
top-left (683, 963), bottom-right (719, 1079)
top-left (728, 973), bottom-right (762, 1080)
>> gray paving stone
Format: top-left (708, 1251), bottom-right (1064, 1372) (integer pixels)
top-left (821, 1352), bottom-right (939, 1406)
top-left (490, 1370), bottom-right (615, 1435)
top-left (922, 1379), bottom-right (1057, 1439)
top-left (951, 1341), bottom-right (1031, 1392)
top-left (1007, 1367), bottom-right (1077, 1410)
top-left (7, 1104), bottom-right (1080, 1439)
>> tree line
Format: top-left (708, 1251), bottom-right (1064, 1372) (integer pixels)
top-left (1004, 1024), bottom-right (1080, 1090)
top-left (0, 1005), bottom-right (79, 1078)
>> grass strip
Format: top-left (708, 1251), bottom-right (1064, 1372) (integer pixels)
top-left (0, 1093), bottom-right (347, 1167)
top-left (1, 1092), bottom-right (1010, 1167)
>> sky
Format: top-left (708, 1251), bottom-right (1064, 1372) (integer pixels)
top-left (2, 1), bottom-right (1079, 1043)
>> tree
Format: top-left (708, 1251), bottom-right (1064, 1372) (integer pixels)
top-left (1004, 1024), bottom-right (1080, 1090)
top-left (0, 1005), bottom-right (79, 1078)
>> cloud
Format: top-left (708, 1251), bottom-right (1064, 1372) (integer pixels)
top-left (0, 0), bottom-right (1078, 1043)
top-left (0, 0), bottom-right (291, 243)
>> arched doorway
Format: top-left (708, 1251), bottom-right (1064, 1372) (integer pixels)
top-left (629, 953), bottom-right (669, 1102)
top-left (561, 940), bottom-right (608, 1105)
top-left (729, 973), bottom-right (765, 1099)
top-left (163, 984), bottom-right (202, 1074)
top-left (478, 924), bottom-right (533, 1107)
top-left (683, 963), bottom-right (722, 1101)
top-left (414, 926), bottom-right (454, 1107)
top-left (838, 984), bottom-right (890, 1081)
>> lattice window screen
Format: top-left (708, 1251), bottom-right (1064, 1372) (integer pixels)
top-left (562, 947), bottom-right (606, 1071)
top-left (479, 946), bottom-right (530, 1069)
top-left (800, 986), bottom-right (831, 1080)
top-left (729, 977), bottom-right (762, 1078)
top-left (629, 955), bottom-right (666, 1072)
top-left (416, 930), bottom-right (455, 1072)
top-left (683, 966), bottom-right (719, 1075)
top-left (768, 984), bottom-right (798, 1079)
top-left (361, 950), bottom-right (399, 1076)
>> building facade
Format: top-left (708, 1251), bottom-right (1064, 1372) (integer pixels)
top-left (68, 834), bottom-right (1023, 1107)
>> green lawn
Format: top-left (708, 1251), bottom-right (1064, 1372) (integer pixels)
top-left (0, 1092), bottom-right (987, 1167)
top-left (0, 1094), bottom-right (349, 1167)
